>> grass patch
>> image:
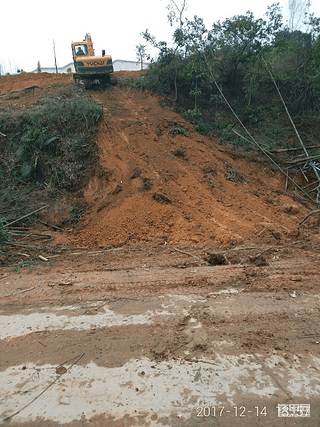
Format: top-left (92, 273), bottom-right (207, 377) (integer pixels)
top-left (225, 169), bottom-right (244, 183)
top-left (170, 128), bottom-right (189, 137)
top-left (117, 77), bottom-right (146, 89)
top-left (0, 218), bottom-right (11, 246)
top-left (0, 86), bottom-right (102, 228)
top-left (13, 260), bottom-right (51, 271)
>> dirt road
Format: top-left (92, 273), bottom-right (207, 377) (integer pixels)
top-left (1, 73), bottom-right (320, 426)
top-left (1, 244), bottom-right (320, 427)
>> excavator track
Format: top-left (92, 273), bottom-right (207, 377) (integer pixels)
top-left (73, 73), bottom-right (117, 90)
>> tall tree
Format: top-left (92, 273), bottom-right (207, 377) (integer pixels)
top-left (208, 12), bottom-right (271, 92)
top-left (142, 1), bottom-right (188, 103)
top-left (135, 44), bottom-right (148, 70)
top-left (288, 0), bottom-right (310, 31)
top-left (165, 0), bottom-right (187, 29)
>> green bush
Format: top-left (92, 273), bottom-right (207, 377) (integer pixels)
top-left (183, 108), bottom-right (210, 135)
top-left (170, 128), bottom-right (189, 137)
top-left (0, 88), bottom-right (102, 232)
top-left (0, 91), bottom-right (102, 188)
top-left (141, 5), bottom-right (320, 144)
top-left (0, 218), bottom-right (11, 246)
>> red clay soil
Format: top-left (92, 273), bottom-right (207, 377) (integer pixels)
top-left (68, 86), bottom-right (309, 249)
top-left (0, 72), bottom-right (73, 93)
top-left (0, 72), bottom-right (315, 250)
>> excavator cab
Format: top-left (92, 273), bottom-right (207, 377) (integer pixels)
top-left (75, 45), bottom-right (87, 56)
top-left (71, 33), bottom-right (116, 88)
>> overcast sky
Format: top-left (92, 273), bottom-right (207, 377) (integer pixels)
top-left (1, 0), bottom-right (320, 73)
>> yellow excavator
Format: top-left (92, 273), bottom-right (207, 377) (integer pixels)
top-left (71, 33), bottom-right (117, 88)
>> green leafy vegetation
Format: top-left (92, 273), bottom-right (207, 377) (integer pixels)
top-left (170, 127), bottom-right (189, 137)
top-left (0, 86), bottom-right (102, 229)
top-left (70, 207), bottom-right (83, 222)
top-left (118, 77), bottom-right (145, 89)
top-left (1, 92), bottom-right (101, 188)
top-left (183, 108), bottom-right (210, 135)
top-left (225, 169), bottom-right (244, 183)
top-left (139, 2), bottom-right (320, 149)
top-left (0, 218), bottom-right (11, 246)
top-left (13, 260), bottom-right (51, 271)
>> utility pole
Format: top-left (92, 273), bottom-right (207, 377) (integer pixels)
top-left (53, 39), bottom-right (58, 73)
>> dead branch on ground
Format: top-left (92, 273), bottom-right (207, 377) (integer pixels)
top-left (173, 248), bottom-right (208, 264)
top-left (299, 210), bottom-right (320, 225)
top-left (4, 205), bottom-right (48, 228)
top-left (2, 353), bottom-right (84, 423)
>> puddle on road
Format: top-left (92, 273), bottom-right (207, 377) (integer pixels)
top-left (1, 355), bottom-right (320, 426)
top-left (0, 306), bottom-right (178, 340)
top-left (1, 294), bottom-right (320, 425)
top-left (0, 293), bottom-right (212, 340)
top-left (1, 290), bottom-right (289, 341)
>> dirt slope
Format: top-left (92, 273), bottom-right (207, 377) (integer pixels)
top-left (0, 72), bottom-right (73, 94)
top-left (0, 71), bottom-right (312, 250)
top-left (68, 85), bottom-right (308, 249)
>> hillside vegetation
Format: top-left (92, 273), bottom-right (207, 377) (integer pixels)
top-left (0, 83), bottom-right (102, 246)
top-left (134, 4), bottom-right (320, 149)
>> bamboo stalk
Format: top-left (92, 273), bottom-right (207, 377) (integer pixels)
top-left (3, 242), bottom-right (39, 250)
top-left (268, 144), bottom-right (320, 153)
top-left (300, 167), bottom-right (308, 182)
top-left (38, 219), bottom-right (65, 231)
top-left (211, 246), bottom-right (271, 255)
top-left (2, 353), bottom-right (84, 422)
top-left (8, 232), bottom-right (52, 239)
top-left (174, 247), bottom-right (208, 264)
top-left (4, 205), bottom-right (48, 228)
top-left (299, 210), bottom-right (320, 225)
top-left (302, 181), bottom-right (319, 189)
top-left (5, 287), bottom-right (36, 297)
top-left (284, 154), bottom-right (320, 165)
top-left (232, 129), bottom-right (317, 203)
top-left (307, 186), bottom-right (319, 195)
top-left (262, 56), bottom-right (320, 184)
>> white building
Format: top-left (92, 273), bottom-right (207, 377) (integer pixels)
top-left (113, 59), bottom-right (149, 71)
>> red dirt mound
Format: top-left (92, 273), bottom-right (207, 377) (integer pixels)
top-left (0, 72), bottom-right (311, 249)
top-left (0, 72), bottom-right (73, 95)
top-left (67, 85), bottom-right (307, 248)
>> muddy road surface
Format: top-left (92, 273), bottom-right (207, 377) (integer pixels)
top-left (1, 244), bottom-right (320, 427)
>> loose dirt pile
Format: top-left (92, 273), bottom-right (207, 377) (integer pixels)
top-left (70, 85), bottom-right (309, 249)
top-left (0, 72), bottom-right (315, 250)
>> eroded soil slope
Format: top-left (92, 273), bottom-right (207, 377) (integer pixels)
top-left (1, 71), bottom-right (316, 250)
top-left (69, 85), bottom-right (311, 249)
